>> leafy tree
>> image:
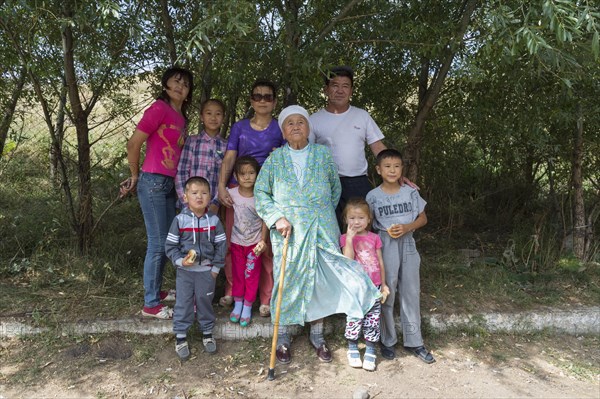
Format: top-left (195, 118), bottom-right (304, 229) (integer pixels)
top-left (484, 0), bottom-right (600, 259)
top-left (1, 0), bottom-right (148, 252)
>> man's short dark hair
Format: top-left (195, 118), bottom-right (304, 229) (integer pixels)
top-left (323, 65), bottom-right (354, 86)
top-left (376, 149), bottom-right (403, 165)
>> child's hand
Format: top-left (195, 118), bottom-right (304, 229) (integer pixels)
top-left (253, 240), bottom-right (267, 256)
top-left (387, 224), bottom-right (408, 239)
top-left (380, 285), bottom-right (390, 304)
top-left (346, 224), bottom-right (358, 240)
top-left (182, 249), bottom-right (197, 266)
top-left (211, 271), bottom-right (218, 279)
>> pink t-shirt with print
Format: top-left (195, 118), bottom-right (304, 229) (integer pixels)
top-left (137, 99), bottom-right (186, 177)
top-left (228, 186), bottom-right (263, 246)
top-left (340, 231), bottom-right (383, 286)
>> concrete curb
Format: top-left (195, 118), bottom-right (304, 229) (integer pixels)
top-left (1, 306), bottom-right (598, 339)
top-left (427, 306), bottom-right (600, 335)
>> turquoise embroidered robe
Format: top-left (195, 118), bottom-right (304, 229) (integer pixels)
top-left (255, 143), bottom-right (380, 326)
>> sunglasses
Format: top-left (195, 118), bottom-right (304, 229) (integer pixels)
top-left (250, 93), bottom-right (275, 102)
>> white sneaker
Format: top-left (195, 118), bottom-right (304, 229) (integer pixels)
top-left (347, 349), bottom-right (362, 368)
top-left (141, 304), bottom-right (173, 320)
top-left (362, 352), bottom-right (377, 371)
top-left (160, 289), bottom-right (176, 302)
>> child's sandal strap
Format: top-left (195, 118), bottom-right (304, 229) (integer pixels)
top-left (347, 349), bottom-right (360, 357)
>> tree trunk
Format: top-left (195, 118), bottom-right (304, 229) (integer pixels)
top-left (50, 82), bottom-right (67, 181)
top-left (0, 65), bottom-right (26, 157)
top-left (571, 104), bottom-right (585, 259)
top-left (197, 51), bottom-right (214, 134)
top-left (62, 2), bottom-right (94, 253)
top-left (404, 0), bottom-right (478, 182)
top-left (281, 0), bottom-right (301, 107)
top-left (159, 0), bottom-right (178, 65)
top-left (405, 56), bottom-right (431, 178)
top-left (27, 70), bottom-right (78, 230)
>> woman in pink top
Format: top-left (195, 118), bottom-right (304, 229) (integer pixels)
top-left (120, 67), bottom-right (194, 319)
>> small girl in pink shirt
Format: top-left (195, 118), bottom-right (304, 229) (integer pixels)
top-left (340, 198), bottom-right (390, 371)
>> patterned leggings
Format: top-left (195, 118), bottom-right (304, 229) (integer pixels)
top-left (344, 300), bottom-right (381, 342)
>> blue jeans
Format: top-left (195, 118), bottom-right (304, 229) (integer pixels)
top-left (137, 172), bottom-right (176, 308)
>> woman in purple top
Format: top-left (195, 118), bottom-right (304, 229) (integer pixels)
top-left (120, 67), bottom-right (194, 320)
top-left (217, 79), bottom-right (285, 317)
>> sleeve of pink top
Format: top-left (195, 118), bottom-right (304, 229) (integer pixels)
top-left (136, 100), bottom-right (167, 135)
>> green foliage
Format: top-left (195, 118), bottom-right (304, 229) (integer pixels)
top-left (1, 140), bottom-right (16, 156)
top-left (558, 254), bottom-right (584, 272)
top-left (499, 219), bottom-right (561, 274)
top-left (0, 150), bottom-right (169, 292)
top-left (487, 0), bottom-right (599, 64)
top-left (183, 1), bottom-right (254, 59)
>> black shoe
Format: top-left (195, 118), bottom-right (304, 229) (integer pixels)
top-left (380, 344), bottom-right (396, 360)
top-left (405, 346), bottom-right (435, 364)
top-left (276, 344), bottom-right (291, 364)
top-left (315, 343), bottom-right (332, 363)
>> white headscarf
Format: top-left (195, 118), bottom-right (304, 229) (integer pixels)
top-left (277, 105), bottom-right (310, 132)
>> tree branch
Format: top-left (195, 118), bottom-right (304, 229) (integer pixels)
top-left (85, 3), bottom-right (144, 117)
top-left (304, 0), bottom-right (363, 49)
top-left (405, 0), bottom-right (479, 181)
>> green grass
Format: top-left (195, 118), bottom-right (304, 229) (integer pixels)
top-left (419, 233), bottom-right (600, 315)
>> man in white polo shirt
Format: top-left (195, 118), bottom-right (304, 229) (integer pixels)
top-left (309, 65), bottom-right (387, 227)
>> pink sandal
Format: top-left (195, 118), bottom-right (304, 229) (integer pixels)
top-left (240, 317), bottom-right (252, 327)
top-left (229, 311), bottom-right (240, 323)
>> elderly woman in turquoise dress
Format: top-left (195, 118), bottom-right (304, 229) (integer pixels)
top-left (255, 105), bottom-right (380, 364)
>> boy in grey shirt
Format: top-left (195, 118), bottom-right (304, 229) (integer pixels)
top-left (166, 176), bottom-right (226, 360)
top-left (366, 149), bottom-right (434, 364)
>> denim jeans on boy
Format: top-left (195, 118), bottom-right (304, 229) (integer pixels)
top-left (137, 172), bottom-right (176, 308)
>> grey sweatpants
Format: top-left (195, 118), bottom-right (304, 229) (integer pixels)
top-left (173, 268), bottom-right (216, 336)
top-left (380, 232), bottom-right (424, 348)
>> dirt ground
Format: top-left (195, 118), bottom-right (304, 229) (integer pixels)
top-left (1, 327), bottom-right (598, 399)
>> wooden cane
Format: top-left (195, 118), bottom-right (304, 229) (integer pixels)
top-left (267, 236), bottom-right (289, 381)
